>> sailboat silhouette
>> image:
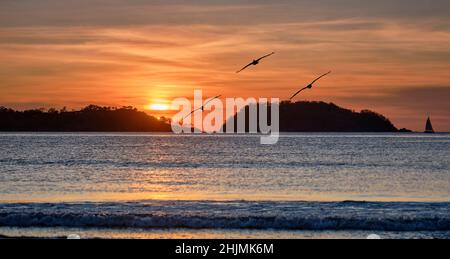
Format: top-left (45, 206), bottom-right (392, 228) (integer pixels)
top-left (424, 116), bottom-right (435, 133)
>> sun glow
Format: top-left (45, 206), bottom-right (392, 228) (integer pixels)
top-left (148, 103), bottom-right (170, 111)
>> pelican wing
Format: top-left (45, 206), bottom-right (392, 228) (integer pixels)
top-left (203, 95), bottom-right (222, 107)
top-left (256, 52), bottom-right (275, 61)
top-left (183, 108), bottom-right (199, 120)
top-left (183, 95), bottom-right (222, 119)
top-left (289, 86), bottom-right (309, 100)
top-left (310, 71), bottom-right (331, 85)
top-left (236, 62), bottom-right (254, 73)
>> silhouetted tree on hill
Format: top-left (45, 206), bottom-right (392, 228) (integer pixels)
top-left (223, 101), bottom-right (402, 132)
top-left (0, 105), bottom-right (171, 132)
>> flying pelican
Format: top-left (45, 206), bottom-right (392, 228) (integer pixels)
top-left (289, 71), bottom-right (332, 101)
top-left (184, 95), bottom-right (222, 120)
top-left (236, 52), bottom-right (275, 73)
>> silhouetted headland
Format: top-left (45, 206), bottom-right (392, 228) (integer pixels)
top-left (223, 101), bottom-right (411, 132)
top-left (0, 105), bottom-right (171, 132)
top-left (1, 102), bottom-right (411, 132)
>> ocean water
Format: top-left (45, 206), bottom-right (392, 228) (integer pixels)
top-left (0, 133), bottom-right (449, 239)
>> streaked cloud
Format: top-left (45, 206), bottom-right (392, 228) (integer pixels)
top-left (2, 0), bottom-right (450, 27)
top-left (337, 86), bottom-right (450, 131)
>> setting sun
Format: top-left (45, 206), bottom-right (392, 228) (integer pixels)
top-left (148, 103), bottom-right (170, 111)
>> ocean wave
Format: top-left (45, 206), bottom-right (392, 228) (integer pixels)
top-left (0, 201), bottom-right (449, 231)
top-left (1, 213), bottom-right (449, 231)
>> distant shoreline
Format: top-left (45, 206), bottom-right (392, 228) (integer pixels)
top-left (1, 102), bottom-right (415, 133)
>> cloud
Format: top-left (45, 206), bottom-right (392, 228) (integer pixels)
top-left (336, 86), bottom-right (450, 131)
top-left (2, 0), bottom-right (450, 27)
top-left (342, 86), bottom-right (450, 113)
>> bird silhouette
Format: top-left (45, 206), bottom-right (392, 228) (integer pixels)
top-left (289, 71), bottom-right (331, 101)
top-left (184, 95), bottom-right (222, 120)
top-left (236, 52), bottom-right (275, 73)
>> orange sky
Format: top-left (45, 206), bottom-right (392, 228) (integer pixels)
top-left (1, 0), bottom-right (450, 131)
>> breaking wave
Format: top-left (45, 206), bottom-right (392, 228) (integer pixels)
top-left (1, 201), bottom-right (449, 231)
